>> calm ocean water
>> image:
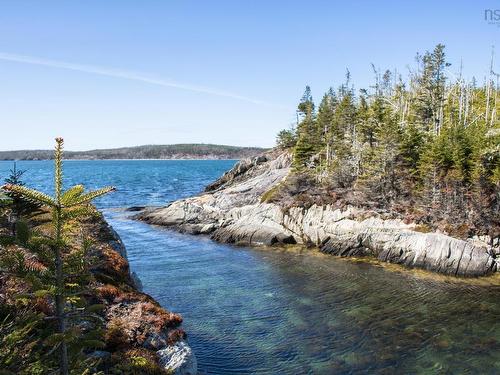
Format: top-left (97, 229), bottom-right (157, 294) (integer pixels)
top-left (1, 160), bottom-right (499, 374)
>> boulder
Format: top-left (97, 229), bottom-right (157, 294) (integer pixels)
top-left (157, 340), bottom-right (198, 375)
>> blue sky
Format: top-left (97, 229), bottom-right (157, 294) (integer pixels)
top-left (0, 0), bottom-right (498, 150)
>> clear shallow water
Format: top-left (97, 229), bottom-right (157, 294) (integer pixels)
top-left (1, 160), bottom-right (500, 374)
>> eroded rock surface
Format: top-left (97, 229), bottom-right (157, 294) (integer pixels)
top-left (137, 151), bottom-right (498, 277)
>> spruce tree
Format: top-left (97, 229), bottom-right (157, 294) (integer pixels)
top-left (317, 88), bottom-right (337, 165)
top-left (276, 44), bottom-right (498, 235)
top-left (328, 83), bottom-right (358, 185)
top-left (2, 138), bottom-right (115, 375)
top-left (3, 163), bottom-right (41, 235)
top-left (276, 128), bottom-right (297, 149)
top-left (293, 86), bottom-right (318, 170)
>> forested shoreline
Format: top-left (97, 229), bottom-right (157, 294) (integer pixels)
top-left (274, 45), bottom-right (499, 239)
top-left (0, 144), bottom-right (266, 161)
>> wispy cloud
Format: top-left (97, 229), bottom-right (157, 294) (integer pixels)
top-left (0, 52), bottom-right (268, 105)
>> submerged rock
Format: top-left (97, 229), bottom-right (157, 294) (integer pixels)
top-left (137, 150), bottom-right (499, 277)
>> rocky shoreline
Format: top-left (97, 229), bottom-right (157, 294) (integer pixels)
top-left (91, 218), bottom-right (197, 375)
top-left (136, 150), bottom-right (499, 277)
top-left (0, 208), bottom-right (197, 374)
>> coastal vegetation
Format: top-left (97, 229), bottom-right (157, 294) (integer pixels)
top-left (274, 44), bottom-right (499, 239)
top-left (0, 144), bottom-right (267, 161)
top-left (0, 139), bottom-right (183, 374)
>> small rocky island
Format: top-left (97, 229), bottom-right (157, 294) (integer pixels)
top-left (138, 150), bottom-right (499, 277)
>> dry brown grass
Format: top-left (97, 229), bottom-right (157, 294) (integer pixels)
top-left (414, 224), bottom-right (433, 233)
top-left (138, 301), bottom-right (183, 332)
top-left (97, 284), bottom-right (122, 301)
top-left (102, 246), bottom-right (129, 273)
top-left (167, 328), bottom-right (186, 345)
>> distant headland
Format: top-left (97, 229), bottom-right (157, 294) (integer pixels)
top-left (0, 144), bottom-right (268, 160)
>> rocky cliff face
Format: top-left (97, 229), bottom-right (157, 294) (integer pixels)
top-left (138, 150), bottom-right (499, 277)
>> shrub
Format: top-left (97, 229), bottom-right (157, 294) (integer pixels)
top-left (109, 349), bottom-right (168, 375)
top-left (140, 302), bottom-right (183, 331)
top-left (105, 318), bottom-right (130, 350)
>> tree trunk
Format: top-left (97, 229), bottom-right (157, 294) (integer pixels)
top-left (55, 206), bottom-right (69, 375)
top-left (55, 288), bottom-right (69, 375)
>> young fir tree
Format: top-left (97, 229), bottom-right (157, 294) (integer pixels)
top-left (2, 138), bottom-right (115, 375)
top-left (3, 163), bottom-right (41, 235)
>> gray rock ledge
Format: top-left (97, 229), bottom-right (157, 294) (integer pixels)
top-left (137, 151), bottom-right (498, 277)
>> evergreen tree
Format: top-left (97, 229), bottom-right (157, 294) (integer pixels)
top-left (297, 85), bottom-right (315, 115)
top-left (276, 43), bottom-right (499, 236)
top-left (276, 128), bottom-right (297, 149)
top-left (357, 89), bottom-right (373, 147)
top-left (414, 44), bottom-right (449, 134)
top-left (3, 163), bottom-right (41, 235)
top-left (328, 82), bottom-right (358, 185)
top-left (317, 88), bottom-right (337, 162)
top-left (293, 86), bottom-right (318, 170)
top-left (2, 138), bottom-right (115, 375)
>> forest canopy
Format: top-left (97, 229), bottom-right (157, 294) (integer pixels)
top-left (275, 44), bottom-right (500, 238)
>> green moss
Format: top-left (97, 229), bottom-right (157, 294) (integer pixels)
top-left (260, 183), bottom-right (283, 203)
top-left (109, 351), bottom-right (169, 375)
